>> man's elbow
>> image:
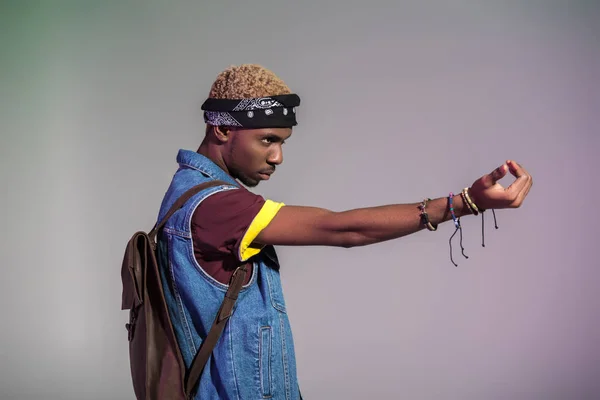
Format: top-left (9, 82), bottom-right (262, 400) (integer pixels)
top-left (319, 211), bottom-right (371, 248)
top-left (337, 232), bottom-right (369, 248)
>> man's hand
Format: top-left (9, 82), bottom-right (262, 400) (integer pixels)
top-left (468, 160), bottom-right (533, 210)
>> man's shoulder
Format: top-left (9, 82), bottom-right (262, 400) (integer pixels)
top-left (192, 185), bottom-right (266, 224)
top-left (201, 184), bottom-right (264, 206)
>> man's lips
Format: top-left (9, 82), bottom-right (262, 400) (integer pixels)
top-left (259, 170), bottom-right (274, 179)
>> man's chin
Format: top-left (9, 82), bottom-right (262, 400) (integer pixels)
top-left (238, 177), bottom-right (260, 188)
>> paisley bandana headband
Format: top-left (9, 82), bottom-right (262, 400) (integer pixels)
top-left (201, 94), bottom-right (301, 128)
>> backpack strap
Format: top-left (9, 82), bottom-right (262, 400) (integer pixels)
top-left (148, 179), bottom-right (232, 241)
top-left (185, 264), bottom-right (249, 398)
top-left (147, 178), bottom-right (249, 398)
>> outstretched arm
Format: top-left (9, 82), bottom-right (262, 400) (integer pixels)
top-left (254, 160), bottom-right (533, 248)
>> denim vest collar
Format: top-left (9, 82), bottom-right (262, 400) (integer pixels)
top-left (176, 149), bottom-right (240, 187)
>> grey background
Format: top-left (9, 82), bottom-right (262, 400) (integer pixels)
top-left (1, 1), bottom-right (599, 399)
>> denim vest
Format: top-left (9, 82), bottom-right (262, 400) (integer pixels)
top-left (156, 150), bottom-right (300, 399)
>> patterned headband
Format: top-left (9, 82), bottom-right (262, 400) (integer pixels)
top-left (201, 94), bottom-right (301, 128)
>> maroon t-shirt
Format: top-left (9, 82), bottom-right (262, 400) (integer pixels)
top-left (191, 187), bottom-right (268, 285)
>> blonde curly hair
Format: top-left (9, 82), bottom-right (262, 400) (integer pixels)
top-left (208, 64), bottom-right (292, 99)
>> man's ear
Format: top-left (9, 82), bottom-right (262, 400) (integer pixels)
top-left (212, 125), bottom-right (231, 143)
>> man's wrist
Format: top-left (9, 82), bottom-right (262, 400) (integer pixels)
top-left (453, 192), bottom-right (473, 218)
top-left (427, 193), bottom-right (471, 226)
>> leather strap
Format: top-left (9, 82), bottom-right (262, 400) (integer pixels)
top-left (185, 264), bottom-right (249, 398)
top-left (145, 178), bottom-right (247, 398)
top-left (148, 180), bottom-right (231, 241)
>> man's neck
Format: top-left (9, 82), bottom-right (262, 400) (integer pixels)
top-left (196, 142), bottom-right (230, 175)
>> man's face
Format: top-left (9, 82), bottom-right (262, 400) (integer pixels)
top-left (226, 127), bottom-right (292, 187)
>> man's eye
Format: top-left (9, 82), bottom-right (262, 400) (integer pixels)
top-left (261, 137), bottom-right (286, 145)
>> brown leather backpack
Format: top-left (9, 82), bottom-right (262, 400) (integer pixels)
top-left (121, 180), bottom-right (247, 399)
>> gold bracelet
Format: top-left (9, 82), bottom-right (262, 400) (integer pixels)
top-left (462, 188), bottom-right (483, 215)
top-left (460, 190), bottom-right (476, 215)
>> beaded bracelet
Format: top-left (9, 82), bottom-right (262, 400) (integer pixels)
top-left (446, 188), bottom-right (500, 266)
top-left (448, 192), bottom-right (468, 266)
top-left (448, 193), bottom-right (459, 229)
top-left (419, 198), bottom-right (438, 231)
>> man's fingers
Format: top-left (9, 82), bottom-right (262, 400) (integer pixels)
top-left (506, 175), bottom-right (528, 200)
top-left (505, 160), bottom-right (533, 206)
top-left (515, 174), bottom-right (533, 205)
top-left (507, 160), bottom-right (528, 178)
top-left (488, 163), bottom-right (508, 184)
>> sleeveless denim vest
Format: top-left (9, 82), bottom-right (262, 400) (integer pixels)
top-left (155, 150), bottom-right (300, 399)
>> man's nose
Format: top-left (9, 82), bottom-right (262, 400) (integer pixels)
top-left (268, 146), bottom-right (283, 165)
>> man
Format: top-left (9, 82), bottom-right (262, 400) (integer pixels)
top-left (156, 64), bottom-right (533, 399)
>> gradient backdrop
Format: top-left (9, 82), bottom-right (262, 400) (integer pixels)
top-left (1, 1), bottom-right (599, 399)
